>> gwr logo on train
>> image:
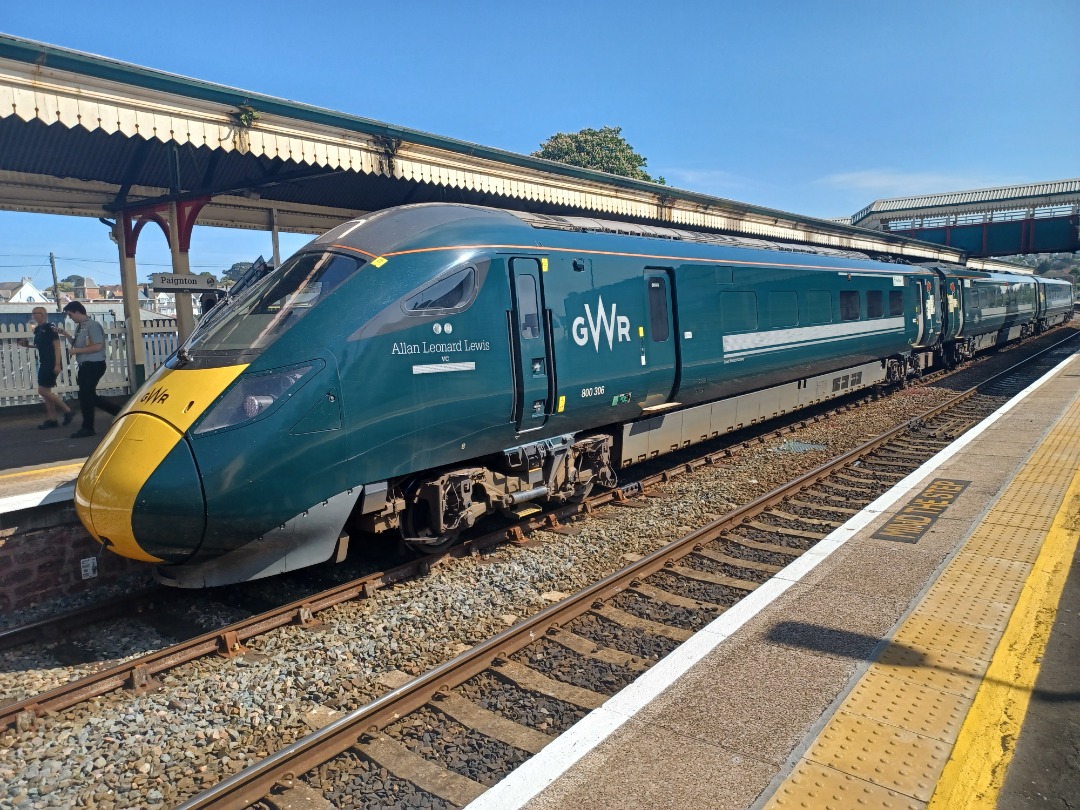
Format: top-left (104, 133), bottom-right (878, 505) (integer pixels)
top-left (571, 296), bottom-right (631, 351)
top-left (140, 386), bottom-right (169, 405)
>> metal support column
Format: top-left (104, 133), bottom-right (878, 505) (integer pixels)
top-left (114, 221), bottom-right (148, 388)
top-left (168, 201), bottom-right (196, 342)
top-left (271, 207), bottom-right (282, 269)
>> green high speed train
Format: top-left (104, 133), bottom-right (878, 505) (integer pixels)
top-left (74, 204), bottom-right (1073, 587)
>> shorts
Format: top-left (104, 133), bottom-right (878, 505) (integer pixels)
top-left (37, 366), bottom-right (58, 388)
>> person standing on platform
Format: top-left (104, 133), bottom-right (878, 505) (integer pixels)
top-left (58, 301), bottom-right (120, 438)
top-left (16, 306), bottom-right (74, 429)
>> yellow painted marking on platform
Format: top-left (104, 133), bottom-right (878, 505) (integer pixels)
top-left (765, 388), bottom-right (1080, 810)
top-left (0, 463), bottom-right (82, 480)
top-left (928, 414), bottom-right (1080, 809)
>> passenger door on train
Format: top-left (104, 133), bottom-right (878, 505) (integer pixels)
top-left (641, 269), bottom-right (678, 406)
top-left (508, 257), bottom-right (553, 431)
top-left (912, 277), bottom-right (941, 348)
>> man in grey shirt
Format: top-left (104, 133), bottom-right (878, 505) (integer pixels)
top-left (60, 301), bottom-right (120, 438)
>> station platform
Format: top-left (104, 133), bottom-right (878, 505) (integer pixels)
top-left (468, 349), bottom-right (1080, 810)
top-left (0, 403), bottom-right (116, 512)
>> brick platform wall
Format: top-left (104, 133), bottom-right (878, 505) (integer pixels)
top-left (0, 502), bottom-right (153, 613)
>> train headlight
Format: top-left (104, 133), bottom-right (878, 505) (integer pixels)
top-left (194, 364), bottom-right (313, 434)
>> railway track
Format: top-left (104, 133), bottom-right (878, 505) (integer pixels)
top-left (163, 332), bottom-right (1080, 809)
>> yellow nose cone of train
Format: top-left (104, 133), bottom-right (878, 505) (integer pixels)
top-left (75, 414), bottom-right (185, 562)
top-left (75, 363), bottom-right (248, 563)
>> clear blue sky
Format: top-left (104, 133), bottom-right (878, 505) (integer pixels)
top-left (2, 0), bottom-right (1078, 288)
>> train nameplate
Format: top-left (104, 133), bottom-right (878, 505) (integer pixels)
top-left (872, 478), bottom-right (970, 543)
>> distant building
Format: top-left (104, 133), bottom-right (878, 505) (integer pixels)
top-left (73, 277), bottom-right (100, 300)
top-left (0, 277), bottom-right (50, 303)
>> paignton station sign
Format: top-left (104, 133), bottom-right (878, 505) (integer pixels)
top-left (150, 273), bottom-right (218, 293)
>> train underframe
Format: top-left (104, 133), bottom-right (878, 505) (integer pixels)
top-left (354, 433), bottom-right (618, 551)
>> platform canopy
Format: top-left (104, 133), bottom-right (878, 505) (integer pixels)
top-left (0, 33), bottom-right (965, 264)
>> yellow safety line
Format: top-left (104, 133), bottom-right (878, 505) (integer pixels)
top-left (0, 463), bottom-right (82, 480)
top-left (927, 450), bottom-right (1080, 808)
top-left (764, 385), bottom-right (1080, 809)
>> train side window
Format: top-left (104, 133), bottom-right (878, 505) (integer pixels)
top-left (404, 266), bottom-right (476, 313)
top-left (647, 277), bottom-right (670, 342)
top-left (721, 291), bottom-right (758, 332)
top-left (516, 275), bottom-right (540, 339)
top-left (888, 290), bottom-right (904, 316)
top-left (806, 290), bottom-right (832, 324)
top-left (840, 290), bottom-right (860, 321)
top-left (866, 290), bottom-right (884, 318)
top-left (768, 290), bottom-right (799, 328)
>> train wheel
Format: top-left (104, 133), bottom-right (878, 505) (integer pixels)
top-left (399, 489), bottom-right (460, 554)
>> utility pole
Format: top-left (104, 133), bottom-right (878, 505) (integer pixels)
top-left (49, 252), bottom-right (61, 312)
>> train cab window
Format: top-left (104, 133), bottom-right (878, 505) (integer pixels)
top-left (721, 291), bottom-right (758, 332)
top-left (806, 290), bottom-right (832, 324)
top-left (768, 291), bottom-right (799, 328)
top-left (888, 290), bottom-right (904, 316)
top-left (840, 290), bottom-right (860, 321)
top-left (516, 274), bottom-right (541, 339)
top-left (190, 251), bottom-right (365, 353)
top-left (866, 290), bottom-right (884, 319)
top-left (404, 266), bottom-right (477, 313)
top-left (647, 277), bottom-right (670, 342)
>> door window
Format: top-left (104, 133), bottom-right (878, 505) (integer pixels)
top-left (516, 274), bottom-right (540, 339)
top-left (647, 277), bottom-right (669, 342)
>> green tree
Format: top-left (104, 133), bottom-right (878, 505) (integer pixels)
top-left (533, 126), bottom-right (665, 184)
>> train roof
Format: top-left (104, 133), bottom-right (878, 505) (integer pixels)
top-left (311, 204), bottom-right (939, 274)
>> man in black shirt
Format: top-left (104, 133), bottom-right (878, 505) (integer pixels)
top-left (17, 306), bottom-right (74, 429)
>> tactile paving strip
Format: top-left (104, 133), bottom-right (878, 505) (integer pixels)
top-left (934, 552), bottom-right (1031, 584)
top-left (872, 645), bottom-right (989, 699)
top-left (838, 668), bottom-right (973, 742)
top-left (923, 570), bottom-right (1025, 607)
top-left (763, 374), bottom-right (1080, 810)
top-left (959, 526), bottom-right (1044, 564)
top-left (768, 759), bottom-right (922, 810)
top-left (802, 713), bottom-right (950, 801)
top-left (912, 592), bottom-right (1014, 631)
top-left (891, 616), bottom-right (1000, 663)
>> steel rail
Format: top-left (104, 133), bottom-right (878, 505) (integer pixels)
top-left (0, 588), bottom-right (163, 652)
top-left (178, 329), bottom-right (1080, 809)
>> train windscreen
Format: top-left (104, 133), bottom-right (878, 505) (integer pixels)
top-left (190, 251), bottom-right (364, 353)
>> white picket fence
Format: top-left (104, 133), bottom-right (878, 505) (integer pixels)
top-left (0, 320), bottom-right (178, 407)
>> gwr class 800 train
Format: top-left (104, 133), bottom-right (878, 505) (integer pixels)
top-left (74, 204), bottom-right (1074, 587)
